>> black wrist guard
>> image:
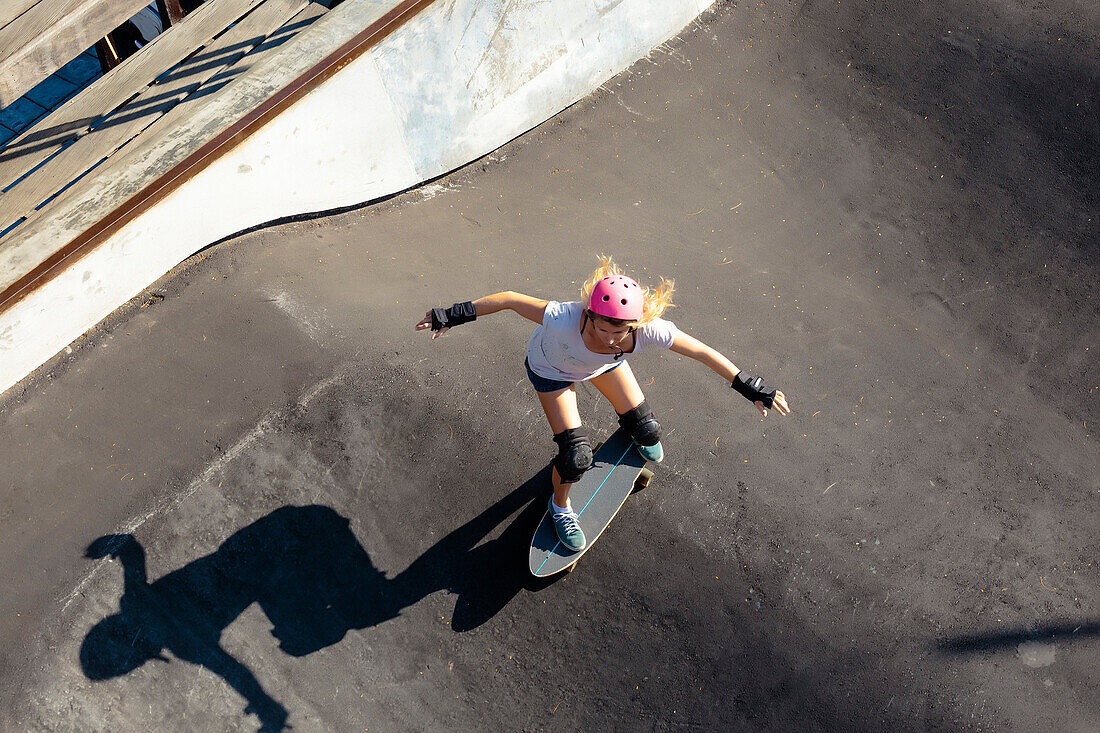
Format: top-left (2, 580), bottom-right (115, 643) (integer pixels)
top-left (431, 301), bottom-right (477, 331)
top-left (732, 372), bottom-right (776, 408)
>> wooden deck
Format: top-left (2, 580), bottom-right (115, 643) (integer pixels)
top-left (0, 0), bottom-right (330, 238)
top-left (0, 0), bottom-right (154, 106)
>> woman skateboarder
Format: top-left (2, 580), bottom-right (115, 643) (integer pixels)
top-left (415, 255), bottom-right (790, 551)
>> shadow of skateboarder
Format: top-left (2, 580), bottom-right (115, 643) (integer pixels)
top-left (79, 467), bottom-right (553, 731)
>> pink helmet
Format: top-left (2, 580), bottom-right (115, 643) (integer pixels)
top-left (588, 275), bottom-right (643, 322)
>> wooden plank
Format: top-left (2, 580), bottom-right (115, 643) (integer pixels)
top-left (0, 0), bottom-right (87, 49)
top-left (0, 0), bottom-right (162, 107)
top-left (0, 0), bottom-right (304, 229)
top-left (0, 0), bottom-right (266, 192)
top-left (140, 1), bottom-right (327, 142)
top-left (0, 0), bottom-right (432, 313)
top-left (0, 0), bottom-right (41, 33)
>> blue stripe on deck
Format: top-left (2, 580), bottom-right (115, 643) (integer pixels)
top-left (535, 443), bottom-right (633, 575)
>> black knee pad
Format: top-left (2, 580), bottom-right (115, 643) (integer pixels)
top-left (553, 427), bottom-right (593, 483)
top-left (618, 400), bottom-right (661, 446)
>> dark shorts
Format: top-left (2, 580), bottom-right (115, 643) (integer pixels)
top-left (524, 357), bottom-right (622, 394)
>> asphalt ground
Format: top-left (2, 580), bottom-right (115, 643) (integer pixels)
top-left (1, 0), bottom-right (1097, 730)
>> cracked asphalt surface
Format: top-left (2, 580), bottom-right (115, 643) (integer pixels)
top-left (1, 0), bottom-right (1096, 730)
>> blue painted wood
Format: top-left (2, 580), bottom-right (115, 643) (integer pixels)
top-left (23, 74), bottom-right (80, 111)
top-left (0, 95), bottom-right (47, 134)
top-left (55, 52), bottom-right (103, 87)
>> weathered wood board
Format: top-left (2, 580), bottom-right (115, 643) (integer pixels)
top-left (0, 0), bottom-right (268, 192)
top-left (0, 0), bottom-right (314, 231)
top-left (0, 0), bottom-right (152, 107)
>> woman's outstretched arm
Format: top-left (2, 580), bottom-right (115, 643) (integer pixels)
top-left (415, 291), bottom-right (549, 338)
top-left (670, 330), bottom-right (791, 417)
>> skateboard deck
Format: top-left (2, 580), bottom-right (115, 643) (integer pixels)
top-left (529, 427), bottom-right (653, 577)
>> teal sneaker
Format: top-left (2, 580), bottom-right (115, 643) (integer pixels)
top-left (636, 440), bottom-right (664, 463)
top-left (549, 499), bottom-right (586, 552)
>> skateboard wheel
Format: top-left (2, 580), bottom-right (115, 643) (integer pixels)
top-left (635, 468), bottom-right (654, 490)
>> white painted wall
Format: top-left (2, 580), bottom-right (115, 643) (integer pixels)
top-left (0, 0), bottom-right (713, 395)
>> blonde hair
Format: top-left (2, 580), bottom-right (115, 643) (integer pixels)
top-left (581, 254), bottom-right (674, 325)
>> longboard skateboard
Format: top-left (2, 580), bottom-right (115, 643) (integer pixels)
top-left (529, 427), bottom-right (653, 577)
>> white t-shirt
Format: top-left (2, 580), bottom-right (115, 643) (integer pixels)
top-left (526, 301), bottom-right (677, 382)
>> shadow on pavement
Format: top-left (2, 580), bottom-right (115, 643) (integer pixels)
top-left (800, 0), bottom-right (1099, 197)
top-left (79, 466), bottom-right (555, 731)
top-left (935, 620), bottom-right (1100, 654)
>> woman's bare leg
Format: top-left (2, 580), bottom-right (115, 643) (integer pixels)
top-left (590, 362), bottom-right (664, 461)
top-left (588, 361), bottom-right (646, 414)
top-left (536, 384), bottom-right (582, 508)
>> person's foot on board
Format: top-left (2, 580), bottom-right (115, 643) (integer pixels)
top-left (549, 498), bottom-right (586, 551)
top-left (636, 440), bottom-right (664, 463)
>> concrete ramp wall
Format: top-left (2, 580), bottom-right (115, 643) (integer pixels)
top-left (0, 0), bottom-right (713, 395)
